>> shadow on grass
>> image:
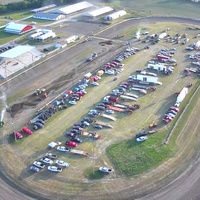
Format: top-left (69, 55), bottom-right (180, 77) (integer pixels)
top-left (84, 167), bottom-right (105, 180)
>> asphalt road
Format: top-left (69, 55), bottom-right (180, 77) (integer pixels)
top-left (1, 16), bottom-right (200, 200)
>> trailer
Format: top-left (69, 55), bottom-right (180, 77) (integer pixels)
top-left (124, 93), bottom-right (139, 99)
top-left (113, 103), bottom-right (128, 109)
top-left (176, 87), bottom-right (188, 103)
top-left (120, 95), bottom-right (137, 101)
top-left (95, 121), bottom-right (114, 128)
top-left (70, 149), bottom-right (88, 156)
top-left (100, 114), bottom-right (117, 121)
top-left (81, 131), bottom-right (101, 139)
top-left (106, 105), bottom-right (125, 112)
top-left (147, 64), bottom-right (167, 71)
top-left (132, 85), bottom-right (147, 89)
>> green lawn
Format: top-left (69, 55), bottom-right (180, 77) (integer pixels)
top-left (0, 9), bottom-right (32, 20)
top-left (108, 0), bottom-right (200, 19)
top-left (0, 28), bottom-right (18, 44)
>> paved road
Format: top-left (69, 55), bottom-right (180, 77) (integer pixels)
top-left (1, 16), bottom-right (200, 200)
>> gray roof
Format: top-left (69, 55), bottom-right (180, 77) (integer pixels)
top-left (33, 12), bottom-right (64, 19)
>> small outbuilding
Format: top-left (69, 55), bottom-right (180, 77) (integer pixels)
top-left (104, 10), bottom-right (127, 21)
top-left (4, 23), bottom-right (33, 35)
top-left (83, 6), bottom-right (114, 18)
top-left (33, 12), bottom-right (65, 21)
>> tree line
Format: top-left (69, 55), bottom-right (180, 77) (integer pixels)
top-left (0, 0), bottom-right (78, 14)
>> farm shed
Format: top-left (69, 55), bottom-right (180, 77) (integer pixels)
top-left (83, 6), bottom-right (114, 18)
top-left (33, 12), bottom-right (65, 21)
top-left (55, 41), bottom-right (67, 49)
top-left (31, 4), bottom-right (56, 13)
top-left (37, 30), bottom-right (56, 41)
top-left (176, 87), bottom-right (188, 103)
top-left (147, 64), bottom-right (167, 71)
top-left (52, 1), bottom-right (93, 15)
top-left (104, 10), bottom-right (127, 21)
top-left (136, 74), bottom-right (162, 85)
top-left (29, 31), bottom-right (43, 39)
top-left (4, 23), bottom-right (33, 35)
top-left (0, 45), bottom-right (45, 79)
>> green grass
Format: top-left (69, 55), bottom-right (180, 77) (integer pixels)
top-left (0, 10), bottom-right (32, 20)
top-left (84, 167), bottom-right (105, 180)
top-left (107, 133), bottom-right (174, 176)
top-left (0, 21), bottom-right (6, 26)
top-left (0, 28), bottom-right (18, 44)
top-left (108, 0), bottom-right (200, 19)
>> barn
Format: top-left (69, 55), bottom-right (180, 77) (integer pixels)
top-left (0, 45), bottom-right (45, 79)
top-left (83, 6), bottom-right (114, 18)
top-left (33, 12), bottom-right (65, 21)
top-left (104, 10), bottom-right (127, 21)
top-left (52, 1), bottom-right (93, 15)
top-left (4, 23), bottom-right (33, 35)
top-left (31, 4), bottom-right (56, 13)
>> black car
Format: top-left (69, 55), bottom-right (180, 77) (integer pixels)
top-left (71, 129), bottom-right (82, 135)
top-left (95, 106), bottom-right (105, 111)
top-left (136, 132), bottom-right (148, 138)
top-left (71, 136), bottom-right (82, 143)
top-left (65, 132), bottom-right (76, 137)
top-left (94, 125), bottom-right (103, 129)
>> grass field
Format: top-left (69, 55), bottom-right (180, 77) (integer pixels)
top-left (0, 10), bottom-right (32, 20)
top-left (0, 28), bottom-right (18, 44)
top-left (1, 21), bottom-right (200, 198)
top-left (108, 0), bottom-right (200, 19)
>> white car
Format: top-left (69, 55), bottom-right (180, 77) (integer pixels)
top-left (57, 146), bottom-right (70, 152)
top-left (68, 100), bottom-right (77, 105)
top-left (33, 161), bottom-right (45, 169)
top-left (92, 82), bottom-right (99, 86)
top-left (105, 110), bottom-right (114, 114)
top-left (136, 136), bottom-right (148, 142)
top-left (99, 167), bottom-right (112, 173)
top-left (56, 160), bottom-right (70, 167)
top-left (47, 166), bottom-right (62, 172)
top-left (40, 157), bottom-right (53, 164)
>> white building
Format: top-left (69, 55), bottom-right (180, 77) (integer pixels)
top-left (83, 6), bottom-right (114, 18)
top-left (147, 63), bottom-right (167, 71)
top-left (30, 29), bottom-right (56, 41)
top-left (65, 35), bottom-right (79, 44)
top-left (104, 10), bottom-right (127, 21)
top-left (31, 4), bottom-right (56, 12)
top-left (33, 12), bottom-right (65, 21)
top-left (136, 74), bottom-right (162, 85)
top-left (52, 1), bottom-right (93, 15)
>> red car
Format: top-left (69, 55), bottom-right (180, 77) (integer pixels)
top-left (170, 107), bottom-right (179, 112)
top-left (22, 127), bottom-right (33, 135)
top-left (13, 132), bottom-right (23, 139)
top-left (66, 141), bottom-right (78, 147)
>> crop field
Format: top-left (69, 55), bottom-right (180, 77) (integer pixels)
top-left (108, 0), bottom-right (200, 18)
top-left (1, 20), bottom-right (200, 200)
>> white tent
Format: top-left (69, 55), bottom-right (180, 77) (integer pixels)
top-left (52, 1), bottom-right (93, 15)
top-left (104, 10), bottom-right (127, 21)
top-left (83, 6), bottom-right (113, 18)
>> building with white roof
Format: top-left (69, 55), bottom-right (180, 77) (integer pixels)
top-left (83, 6), bottom-right (114, 18)
top-left (31, 4), bottom-right (56, 13)
top-left (0, 45), bottom-right (45, 79)
top-left (52, 1), bottom-right (93, 15)
top-left (104, 10), bottom-right (127, 21)
top-left (33, 12), bottom-right (65, 21)
top-left (4, 23), bottom-right (33, 34)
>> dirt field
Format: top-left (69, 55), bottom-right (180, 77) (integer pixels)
top-left (1, 17), bottom-right (200, 200)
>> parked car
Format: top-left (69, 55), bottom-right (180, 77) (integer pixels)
top-left (136, 132), bottom-right (148, 138)
top-left (99, 167), bottom-right (112, 173)
top-left (136, 136), bottom-right (148, 142)
top-left (105, 110), bottom-right (114, 114)
top-left (30, 165), bottom-right (40, 173)
top-left (70, 129), bottom-right (82, 135)
top-left (56, 160), bottom-right (70, 167)
top-left (57, 146), bottom-right (70, 152)
top-left (170, 107), bottom-right (179, 112)
top-left (12, 132), bottom-right (23, 139)
top-left (68, 100), bottom-right (77, 105)
top-left (65, 132), bottom-right (76, 137)
top-left (45, 153), bottom-right (57, 159)
top-left (22, 127), bottom-right (33, 135)
top-left (94, 125), bottom-right (103, 129)
top-left (71, 136), bottom-right (82, 143)
top-left (40, 157), bottom-right (53, 164)
top-left (47, 166), bottom-right (62, 172)
top-left (33, 161), bottom-right (45, 169)
top-left (66, 141), bottom-right (78, 147)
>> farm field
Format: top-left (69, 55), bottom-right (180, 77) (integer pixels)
top-left (107, 0), bottom-right (200, 19)
top-left (1, 20), bottom-right (200, 200)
